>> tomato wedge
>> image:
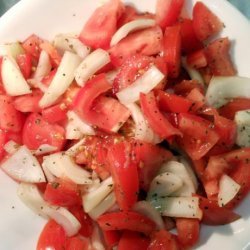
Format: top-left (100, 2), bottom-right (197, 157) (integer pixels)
top-left (186, 49), bottom-right (207, 69)
top-left (42, 103), bottom-right (68, 124)
top-left (103, 230), bottom-right (121, 248)
top-left (16, 53), bottom-right (32, 79)
top-left (22, 34), bottom-right (43, 61)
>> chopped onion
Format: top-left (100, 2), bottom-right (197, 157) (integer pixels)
top-left (33, 50), bottom-right (52, 79)
top-left (3, 140), bottom-right (19, 154)
top-left (65, 111), bottom-right (95, 140)
top-left (88, 192), bottom-right (116, 220)
top-left (83, 176), bottom-right (114, 213)
top-left (42, 152), bottom-right (92, 185)
top-left (27, 78), bottom-right (48, 93)
top-left (41, 163), bottom-right (56, 182)
top-left (116, 65), bottom-right (164, 104)
top-left (75, 49), bottom-right (110, 86)
top-left (39, 51), bottom-right (81, 108)
top-left (235, 109), bottom-right (250, 147)
top-left (110, 19), bottom-right (156, 46)
top-left (105, 70), bottom-right (118, 85)
top-left (0, 42), bottom-right (24, 59)
top-left (91, 224), bottom-right (105, 250)
top-left (1, 55), bottom-right (32, 96)
top-left (150, 196), bottom-right (203, 219)
top-left (218, 174), bottom-right (241, 207)
top-left (53, 34), bottom-right (91, 58)
top-left (66, 138), bottom-right (86, 156)
top-left (125, 103), bottom-right (161, 144)
top-left (133, 201), bottom-right (165, 230)
top-left (206, 76), bottom-right (250, 108)
top-left (1, 145), bottom-right (45, 183)
top-left (34, 144), bottom-right (57, 156)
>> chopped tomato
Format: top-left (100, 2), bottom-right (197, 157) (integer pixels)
top-left (0, 95), bottom-right (25, 132)
top-left (117, 5), bottom-right (138, 27)
top-left (97, 211), bottom-right (156, 235)
top-left (22, 112), bottom-right (65, 150)
top-left (63, 84), bottom-right (81, 107)
top-left (192, 2), bottom-right (223, 41)
top-left (156, 0), bottom-right (184, 29)
top-left (103, 230), bottom-right (121, 248)
top-left (65, 237), bottom-right (89, 250)
top-left (42, 103), bottom-right (68, 124)
top-left (156, 90), bottom-right (192, 113)
top-left (42, 69), bottom-right (57, 86)
top-left (176, 218), bottom-right (200, 248)
top-left (186, 88), bottom-right (205, 113)
top-left (16, 53), bottom-right (32, 79)
top-left (192, 158), bottom-right (206, 180)
top-left (118, 231), bottom-right (150, 250)
top-left (79, 0), bottom-right (124, 49)
top-left (22, 34), bottom-right (43, 61)
top-left (109, 26), bottom-right (163, 67)
top-left (40, 41), bottom-right (62, 67)
top-left (44, 178), bottom-right (81, 207)
top-left (108, 141), bottom-right (139, 210)
top-left (37, 219), bottom-right (66, 250)
top-left (140, 91), bottom-right (182, 139)
top-left (205, 37), bottom-right (236, 76)
top-left (173, 79), bottom-right (204, 96)
top-left (177, 113), bottom-right (219, 160)
top-left (187, 49), bottom-right (207, 69)
top-left (163, 25), bottom-right (181, 78)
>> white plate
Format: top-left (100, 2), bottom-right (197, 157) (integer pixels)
top-left (0, 0), bottom-right (250, 249)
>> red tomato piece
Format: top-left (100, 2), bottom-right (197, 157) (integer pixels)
top-left (176, 218), bottom-right (200, 248)
top-left (14, 90), bottom-right (43, 113)
top-left (156, 0), bottom-right (184, 29)
top-left (16, 53), bottom-right (32, 79)
top-left (37, 219), bottom-right (66, 250)
top-left (186, 88), bottom-right (205, 113)
top-left (42, 103), bottom-right (68, 124)
top-left (44, 178), bottom-right (81, 207)
top-left (192, 159), bottom-right (206, 180)
top-left (177, 113), bottom-right (219, 160)
top-left (118, 231), bottom-right (150, 250)
top-left (186, 49), bottom-right (207, 69)
top-left (103, 230), bottom-right (121, 248)
top-left (22, 113), bottom-right (65, 150)
top-left (97, 211), bottom-right (156, 235)
top-left (156, 90), bottom-right (192, 113)
top-left (22, 34), bottom-right (43, 61)
top-left (40, 41), bottom-right (62, 67)
top-left (205, 37), bottom-right (236, 76)
top-left (140, 91), bottom-right (182, 139)
top-left (108, 141), bottom-right (139, 210)
top-left (117, 5), bottom-right (138, 27)
top-left (79, 0), bottom-right (124, 49)
top-left (109, 26), bottom-right (163, 67)
top-left (42, 69), bottom-right (57, 86)
top-left (163, 25), bottom-right (181, 78)
top-left (0, 95), bottom-right (25, 132)
top-left (173, 79), bottom-right (204, 96)
top-left (192, 2), bottom-right (223, 41)
top-left (65, 237), bottom-right (90, 250)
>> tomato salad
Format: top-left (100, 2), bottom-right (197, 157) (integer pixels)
top-left (1, 0), bottom-right (250, 249)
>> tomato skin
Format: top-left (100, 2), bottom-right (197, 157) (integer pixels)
top-left (65, 237), bottom-right (89, 250)
top-left (192, 2), bottom-right (223, 41)
top-left (97, 211), bottom-right (156, 235)
top-left (108, 141), bottom-right (139, 210)
top-left (173, 79), bottom-right (204, 96)
top-left (140, 91), bottom-right (182, 139)
top-left (103, 230), bottom-right (121, 248)
top-left (22, 113), bottom-right (65, 151)
top-left (42, 103), bottom-right (68, 124)
top-left (118, 231), bottom-right (150, 250)
top-left (22, 34), bottom-right (43, 61)
top-left (37, 219), bottom-right (67, 250)
top-left (16, 53), bottom-right (32, 79)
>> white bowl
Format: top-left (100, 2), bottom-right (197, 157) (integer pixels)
top-left (0, 0), bottom-right (250, 249)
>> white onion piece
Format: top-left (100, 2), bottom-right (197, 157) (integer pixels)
top-left (0, 42), bottom-right (24, 59)
top-left (66, 111), bottom-right (95, 140)
top-left (83, 177), bottom-right (114, 213)
top-left (41, 162), bottom-right (56, 182)
top-left (235, 109), bottom-right (250, 147)
top-left (218, 174), bottom-right (241, 207)
top-left (27, 78), bottom-right (48, 93)
top-left (39, 51), bottom-right (81, 108)
top-left (88, 192), bottom-right (116, 220)
top-left (1, 145), bottom-right (45, 183)
top-left (1, 56), bottom-right (32, 96)
top-left (133, 201), bottom-right (165, 230)
top-left (3, 140), bottom-right (19, 154)
top-left (17, 183), bottom-right (81, 236)
top-left (33, 50), bottom-right (52, 79)
top-left (105, 70), bottom-right (118, 85)
top-left (117, 66), bottom-right (164, 104)
top-left (54, 34), bottom-right (91, 58)
top-left (34, 144), bottom-right (57, 156)
top-left (91, 224), bottom-right (105, 250)
top-left (66, 138), bottom-right (86, 156)
top-left (126, 103), bottom-right (161, 144)
top-left (110, 19), bottom-right (156, 46)
top-left (75, 49), bottom-right (110, 86)
top-left (206, 76), bottom-right (250, 108)
top-left (151, 197), bottom-right (203, 219)
top-left (42, 152), bottom-right (92, 185)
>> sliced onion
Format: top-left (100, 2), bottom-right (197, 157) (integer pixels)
top-left (218, 174), bottom-right (241, 207)
top-left (133, 201), bottom-right (165, 230)
top-left (66, 111), bottom-right (95, 140)
top-left (0, 42), bottom-right (24, 59)
top-left (27, 78), bottom-right (48, 93)
top-left (1, 55), bottom-right (32, 96)
top-left (42, 152), bottom-right (92, 185)
top-left (3, 140), bottom-right (20, 154)
top-left (33, 50), bottom-right (52, 79)
top-left (41, 162), bottom-right (56, 182)
top-left (83, 176), bottom-right (114, 213)
top-left (105, 70), bottom-right (118, 85)
top-left (116, 65), bottom-right (164, 104)
top-left (75, 49), bottom-right (110, 86)
top-left (39, 51), bottom-right (81, 108)
top-left (91, 224), bottom-right (105, 250)
top-left (235, 109), bottom-right (250, 147)
top-left (206, 76), bottom-right (250, 108)
top-left (53, 34), bottom-right (91, 58)
top-left (17, 183), bottom-right (81, 236)
top-left (110, 19), bottom-right (156, 46)
top-left (88, 192), bottom-right (116, 220)
top-left (34, 144), bottom-right (57, 156)
top-left (1, 145), bottom-right (45, 183)
top-left (66, 138), bottom-right (86, 156)
top-left (125, 103), bottom-right (161, 144)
